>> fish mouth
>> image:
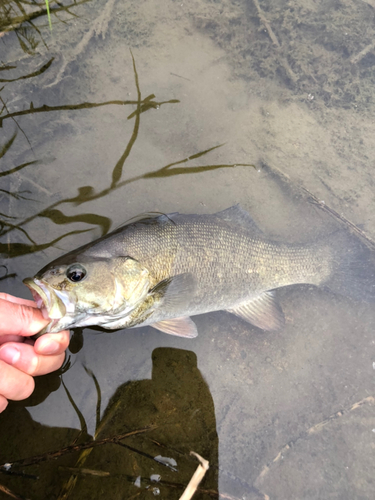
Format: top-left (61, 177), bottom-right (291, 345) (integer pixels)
top-left (23, 278), bottom-right (67, 333)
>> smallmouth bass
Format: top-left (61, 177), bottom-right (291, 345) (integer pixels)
top-left (23, 205), bottom-right (375, 337)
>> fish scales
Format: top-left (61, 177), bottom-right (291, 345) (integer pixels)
top-left (86, 213), bottom-right (332, 319)
top-left (23, 205), bottom-right (372, 336)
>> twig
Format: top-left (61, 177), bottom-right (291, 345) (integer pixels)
top-left (255, 396), bottom-right (374, 486)
top-left (263, 162), bottom-right (375, 251)
top-left (179, 452), bottom-right (209, 500)
top-left (252, 0), bottom-right (280, 47)
top-left (0, 483), bottom-right (30, 500)
top-left (58, 467), bottom-right (110, 477)
top-left (302, 186), bottom-right (375, 251)
top-left (350, 39), bottom-right (375, 65)
top-left (252, 0), bottom-right (297, 83)
top-left (0, 426), bottom-right (155, 469)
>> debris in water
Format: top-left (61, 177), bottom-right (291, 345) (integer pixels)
top-left (179, 451), bottom-right (209, 500)
top-left (134, 476), bottom-right (141, 488)
top-left (154, 455), bottom-right (177, 471)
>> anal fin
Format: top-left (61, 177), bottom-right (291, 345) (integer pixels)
top-left (227, 291), bottom-right (285, 332)
top-left (151, 317), bottom-right (198, 338)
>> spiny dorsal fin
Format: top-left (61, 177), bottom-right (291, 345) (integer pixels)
top-left (227, 291), bottom-right (285, 331)
top-left (114, 211), bottom-right (178, 231)
top-left (215, 204), bottom-right (262, 234)
top-left (151, 317), bottom-right (198, 338)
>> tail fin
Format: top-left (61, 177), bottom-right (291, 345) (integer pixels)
top-left (324, 231), bottom-right (375, 302)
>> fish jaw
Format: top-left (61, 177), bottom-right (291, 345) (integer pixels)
top-left (23, 277), bottom-right (72, 333)
top-left (23, 267), bottom-right (154, 334)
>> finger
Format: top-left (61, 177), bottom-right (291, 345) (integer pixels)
top-left (0, 293), bottom-right (37, 308)
top-left (0, 343), bottom-right (66, 377)
top-left (0, 298), bottom-right (49, 337)
top-left (0, 394), bottom-right (8, 413)
top-left (34, 331), bottom-right (70, 355)
top-left (0, 359), bottom-right (35, 400)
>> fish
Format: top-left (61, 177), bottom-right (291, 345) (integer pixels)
top-left (23, 205), bottom-right (375, 337)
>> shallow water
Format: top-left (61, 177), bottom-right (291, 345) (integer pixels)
top-left (1, 0), bottom-right (375, 498)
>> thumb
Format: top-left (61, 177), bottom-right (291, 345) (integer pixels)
top-left (0, 298), bottom-right (49, 337)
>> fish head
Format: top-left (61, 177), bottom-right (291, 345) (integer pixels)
top-left (23, 256), bottom-right (152, 334)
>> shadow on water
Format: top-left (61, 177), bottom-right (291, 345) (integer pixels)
top-left (0, 49), bottom-right (255, 259)
top-left (0, 348), bottom-right (221, 500)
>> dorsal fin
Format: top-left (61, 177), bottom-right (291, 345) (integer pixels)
top-left (215, 205), bottom-right (262, 234)
top-left (114, 212), bottom-right (177, 231)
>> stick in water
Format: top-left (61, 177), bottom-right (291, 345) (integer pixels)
top-left (179, 452), bottom-right (209, 500)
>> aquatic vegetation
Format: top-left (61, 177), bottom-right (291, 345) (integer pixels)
top-left (0, 58), bottom-right (54, 84)
top-left (0, 51), bottom-right (180, 258)
top-left (0, 265), bottom-right (16, 281)
top-left (0, 52), bottom-right (255, 261)
top-left (0, 0), bottom-right (91, 53)
top-left (44, 0), bottom-right (52, 31)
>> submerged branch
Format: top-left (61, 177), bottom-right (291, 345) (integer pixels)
top-left (263, 163), bottom-right (375, 251)
top-left (0, 426), bottom-right (156, 469)
top-left (0, 483), bottom-right (30, 500)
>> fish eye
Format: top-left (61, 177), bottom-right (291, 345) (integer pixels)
top-left (67, 265), bottom-right (87, 283)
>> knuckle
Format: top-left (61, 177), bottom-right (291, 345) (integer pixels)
top-left (17, 305), bottom-right (34, 329)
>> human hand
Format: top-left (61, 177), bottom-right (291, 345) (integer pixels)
top-left (0, 293), bottom-right (70, 413)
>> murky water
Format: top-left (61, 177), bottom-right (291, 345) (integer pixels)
top-left (1, 0), bottom-right (375, 499)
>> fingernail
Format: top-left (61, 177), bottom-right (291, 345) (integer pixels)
top-left (37, 340), bottom-right (60, 355)
top-left (0, 346), bottom-right (21, 365)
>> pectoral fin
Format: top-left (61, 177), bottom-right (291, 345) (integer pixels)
top-left (227, 291), bottom-right (285, 331)
top-left (151, 317), bottom-right (198, 338)
top-left (149, 273), bottom-right (196, 312)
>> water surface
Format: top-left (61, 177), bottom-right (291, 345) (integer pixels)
top-left (1, 1), bottom-right (375, 499)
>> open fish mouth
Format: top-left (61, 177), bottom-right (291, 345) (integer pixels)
top-left (23, 278), bottom-right (68, 333)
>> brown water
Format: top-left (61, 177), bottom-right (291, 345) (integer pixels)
top-left (0, 1), bottom-right (375, 499)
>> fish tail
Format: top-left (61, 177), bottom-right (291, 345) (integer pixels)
top-left (323, 231), bottom-right (375, 302)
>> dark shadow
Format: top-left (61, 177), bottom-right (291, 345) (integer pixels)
top-left (0, 348), bottom-right (219, 500)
